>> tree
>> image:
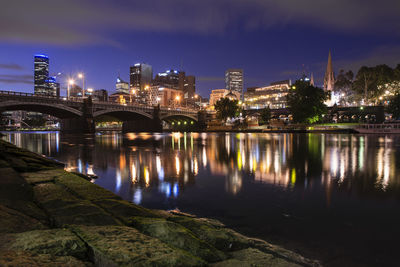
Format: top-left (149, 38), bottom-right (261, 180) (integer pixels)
top-left (388, 93), bottom-right (400, 119)
top-left (286, 80), bottom-right (328, 123)
top-left (352, 65), bottom-right (395, 102)
top-left (260, 107), bottom-right (271, 124)
top-left (214, 97), bottom-right (239, 121)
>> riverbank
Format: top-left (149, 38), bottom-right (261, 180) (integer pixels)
top-left (0, 139), bottom-right (320, 266)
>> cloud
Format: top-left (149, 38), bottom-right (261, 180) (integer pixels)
top-left (0, 64), bottom-right (24, 70)
top-left (1, 0), bottom-right (399, 46)
top-left (0, 74), bottom-right (33, 84)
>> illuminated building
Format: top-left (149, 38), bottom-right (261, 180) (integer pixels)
top-left (116, 76), bottom-right (129, 94)
top-left (153, 69), bottom-right (181, 89)
top-left (225, 69), bottom-right (243, 98)
top-left (209, 89), bottom-right (229, 108)
top-left (150, 86), bottom-right (183, 107)
top-left (34, 54), bottom-right (50, 95)
top-left (109, 92), bottom-right (130, 104)
top-left (130, 63), bottom-right (153, 91)
top-left (93, 89), bottom-right (108, 102)
top-left (244, 80), bottom-right (291, 109)
top-left (44, 76), bottom-right (60, 97)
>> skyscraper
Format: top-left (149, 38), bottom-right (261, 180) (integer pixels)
top-left (130, 63), bottom-right (153, 91)
top-left (183, 75), bottom-right (195, 99)
top-left (323, 50), bottom-right (335, 91)
top-left (44, 76), bottom-right (60, 97)
top-left (225, 69), bottom-right (243, 97)
top-left (34, 54), bottom-right (49, 95)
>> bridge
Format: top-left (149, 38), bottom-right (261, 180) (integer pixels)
top-left (0, 90), bottom-right (205, 133)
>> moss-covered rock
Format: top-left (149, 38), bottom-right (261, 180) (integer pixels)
top-left (0, 205), bottom-right (48, 233)
top-left (247, 238), bottom-right (321, 267)
top-left (211, 248), bottom-right (301, 267)
top-left (0, 229), bottom-right (87, 259)
top-left (168, 215), bottom-right (251, 252)
top-left (22, 169), bottom-right (64, 184)
top-left (33, 183), bottom-right (121, 227)
top-left (93, 198), bottom-right (162, 224)
top-left (72, 225), bottom-right (206, 266)
top-left (0, 250), bottom-right (88, 267)
top-left (131, 217), bottom-right (226, 262)
top-left (54, 172), bottom-right (121, 201)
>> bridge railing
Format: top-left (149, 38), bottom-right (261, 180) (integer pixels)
top-left (0, 90), bottom-right (201, 114)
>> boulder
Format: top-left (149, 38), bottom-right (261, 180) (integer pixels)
top-left (130, 217), bottom-right (226, 262)
top-left (72, 225), bottom-right (206, 266)
top-left (0, 229), bottom-right (87, 259)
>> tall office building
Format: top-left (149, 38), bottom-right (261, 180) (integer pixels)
top-left (130, 63), bottom-right (153, 91)
top-left (153, 69), bottom-right (181, 89)
top-left (34, 54), bottom-right (50, 95)
top-left (44, 76), bottom-right (60, 97)
top-left (183, 75), bottom-right (196, 99)
top-left (225, 69), bottom-right (243, 98)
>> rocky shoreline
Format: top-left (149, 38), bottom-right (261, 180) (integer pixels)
top-left (0, 139), bottom-right (320, 266)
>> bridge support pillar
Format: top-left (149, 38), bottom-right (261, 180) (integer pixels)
top-left (122, 105), bottom-right (162, 133)
top-left (60, 97), bottom-right (95, 134)
top-left (60, 117), bottom-right (95, 134)
top-left (197, 110), bottom-right (207, 130)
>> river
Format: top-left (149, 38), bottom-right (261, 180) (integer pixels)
top-left (2, 131), bottom-right (400, 266)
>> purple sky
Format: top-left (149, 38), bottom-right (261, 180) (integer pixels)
top-left (1, 0), bottom-right (400, 98)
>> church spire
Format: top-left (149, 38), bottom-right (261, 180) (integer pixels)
top-left (324, 50), bottom-right (335, 91)
top-left (310, 72), bottom-right (315, 86)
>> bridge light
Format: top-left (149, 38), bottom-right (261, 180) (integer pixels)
top-left (184, 121), bottom-right (187, 125)
top-left (191, 121), bottom-right (194, 124)
top-left (68, 79), bottom-right (75, 85)
top-left (178, 122), bottom-right (181, 125)
top-left (78, 73), bottom-right (84, 79)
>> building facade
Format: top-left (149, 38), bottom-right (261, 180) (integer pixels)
top-left (225, 69), bottom-right (243, 97)
top-left (209, 89), bottom-right (229, 108)
top-left (44, 76), bottom-right (60, 97)
top-left (116, 77), bottom-right (129, 94)
top-left (34, 54), bottom-right (50, 95)
top-left (244, 80), bottom-right (291, 109)
top-left (130, 63), bottom-right (153, 91)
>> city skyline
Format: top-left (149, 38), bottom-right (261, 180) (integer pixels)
top-left (1, 0), bottom-right (400, 98)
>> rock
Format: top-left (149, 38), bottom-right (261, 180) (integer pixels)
top-left (0, 250), bottom-right (88, 267)
top-left (72, 225), bottom-right (206, 266)
top-left (0, 229), bottom-right (87, 259)
top-left (33, 183), bottom-right (121, 227)
top-left (0, 205), bottom-right (48, 233)
top-left (131, 217), bottom-right (226, 262)
top-left (93, 198), bottom-right (162, 224)
top-left (0, 200), bottom-right (49, 225)
top-left (248, 238), bottom-right (322, 267)
top-left (168, 215), bottom-right (251, 251)
top-left (0, 167), bottom-right (33, 201)
top-left (211, 248), bottom-right (301, 267)
top-left (54, 172), bottom-right (121, 201)
top-left (22, 169), bottom-right (63, 184)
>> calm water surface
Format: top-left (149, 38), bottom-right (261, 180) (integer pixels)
top-left (3, 131), bottom-right (400, 266)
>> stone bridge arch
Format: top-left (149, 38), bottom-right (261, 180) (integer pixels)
top-left (0, 101), bottom-right (82, 118)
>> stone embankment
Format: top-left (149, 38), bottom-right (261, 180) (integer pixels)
top-left (0, 139), bottom-right (321, 266)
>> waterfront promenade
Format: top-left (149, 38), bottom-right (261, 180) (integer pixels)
top-left (0, 139), bottom-right (319, 266)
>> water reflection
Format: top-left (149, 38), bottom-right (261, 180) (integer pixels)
top-left (3, 132), bottom-right (400, 204)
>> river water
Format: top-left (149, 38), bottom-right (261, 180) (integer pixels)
top-left (3, 131), bottom-right (400, 266)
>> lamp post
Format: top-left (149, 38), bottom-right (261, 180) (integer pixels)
top-left (78, 73), bottom-right (85, 98)
top-left (67, 79), bottom-right (75, 100)
top-left (130, 89), bottom-right (136, 104)
top-left (175, 95), bottom-right (180, 108)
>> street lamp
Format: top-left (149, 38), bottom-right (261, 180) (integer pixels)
top-left (78, 73), bottom-right (85, 98)
top-left (67, 79), bottom-right (75, 99)
top-left (130, 89), bottom-right (136, 103)
top-left (175, 95), bottom-right (180, 108)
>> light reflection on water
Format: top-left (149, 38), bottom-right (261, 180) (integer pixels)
top-left (3, 131), bottom-right (400, 265)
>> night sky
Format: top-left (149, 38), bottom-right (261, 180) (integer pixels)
top-left (1, 0), bottom-right (400, 98)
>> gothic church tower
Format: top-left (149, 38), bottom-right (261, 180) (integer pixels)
top-left (323, 50), bottom-right (335, 91)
